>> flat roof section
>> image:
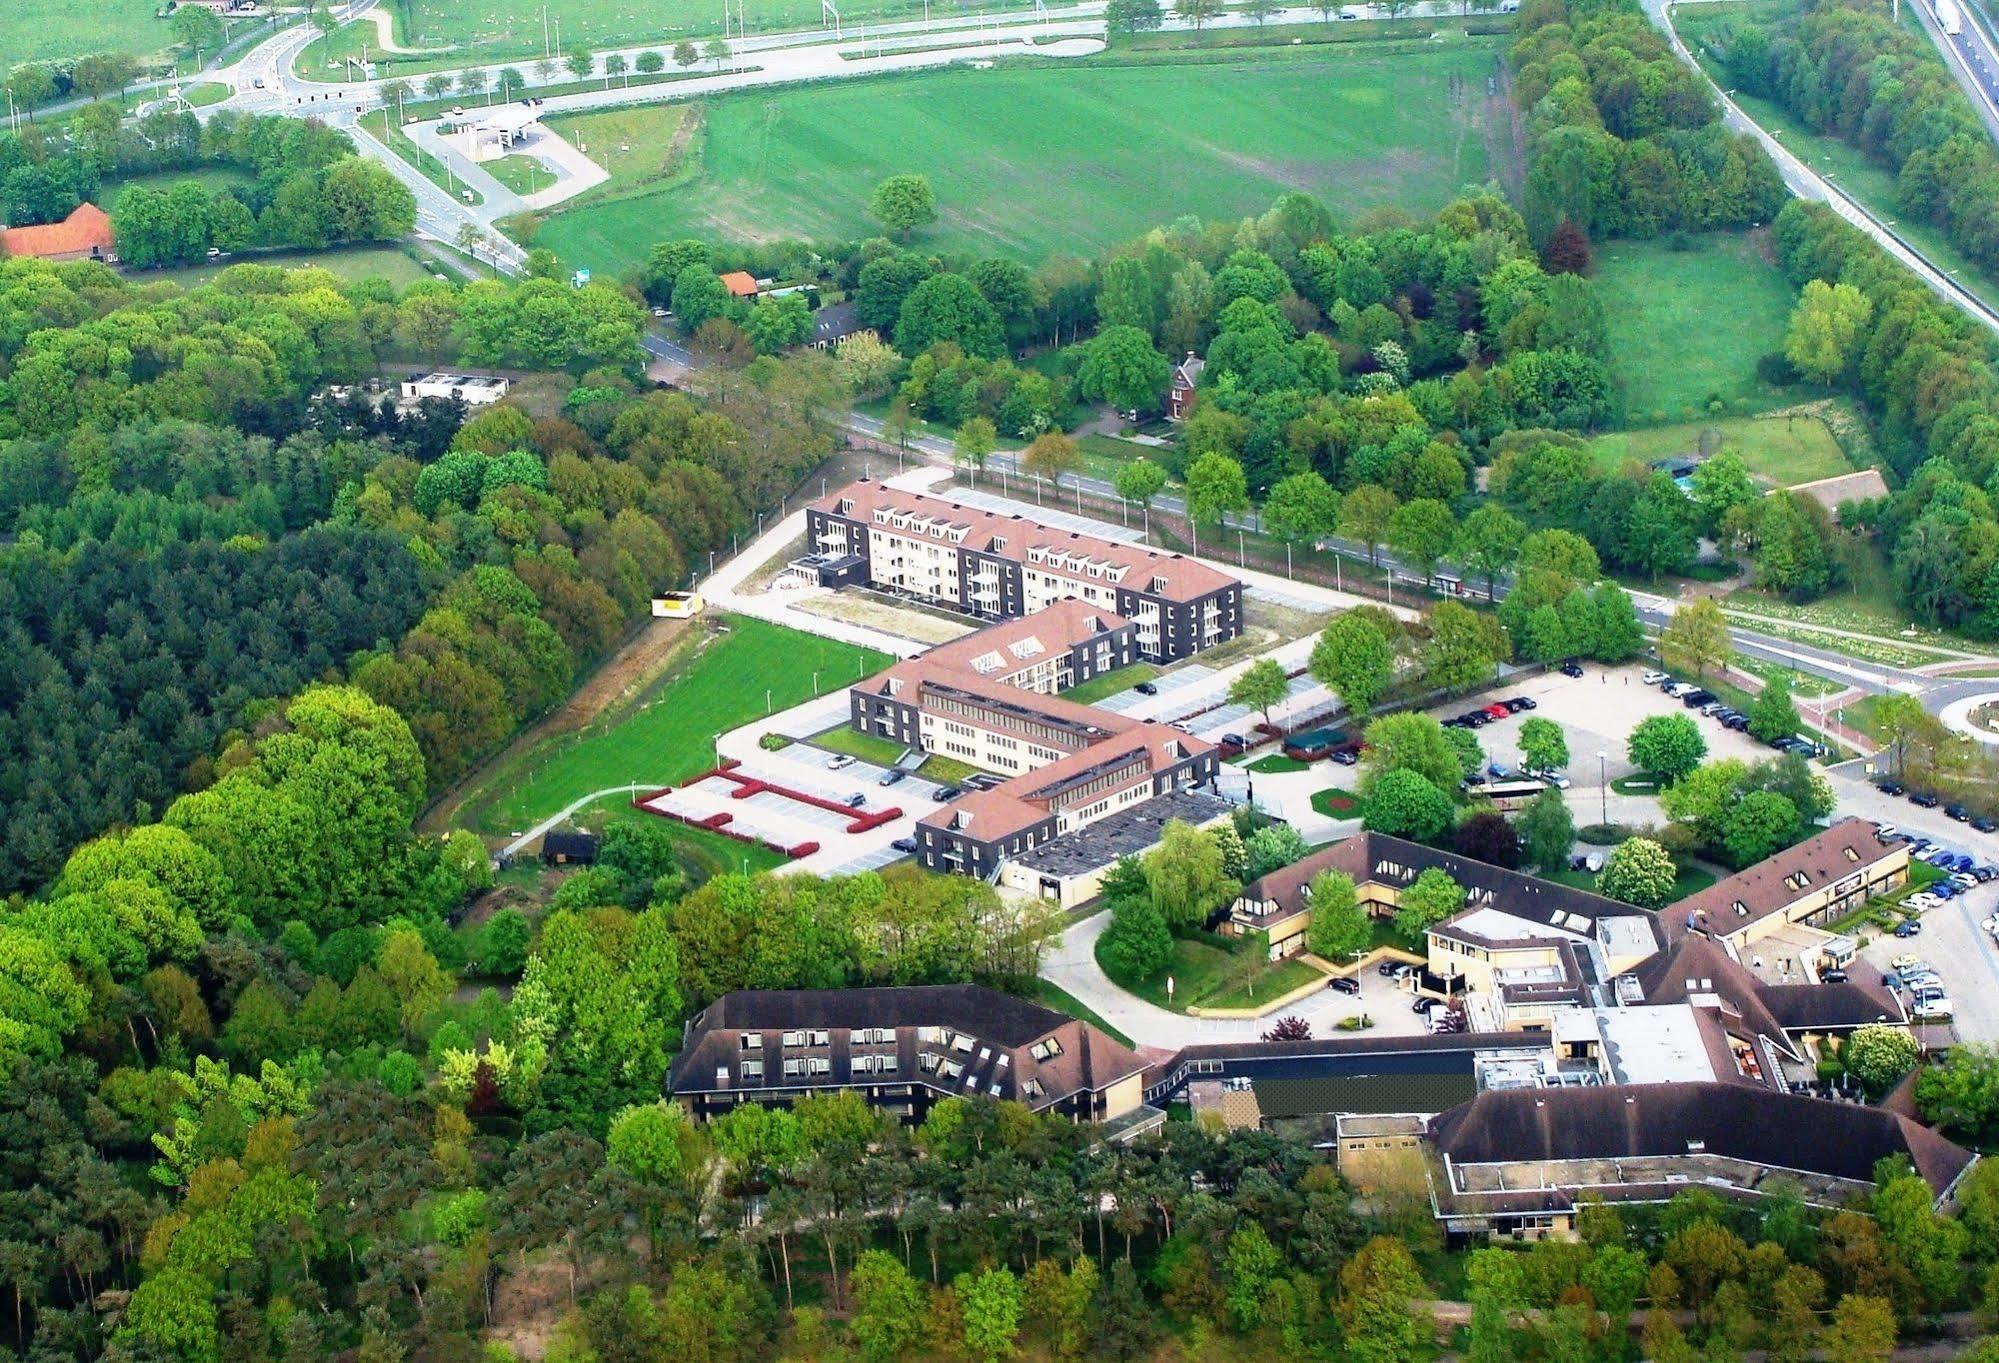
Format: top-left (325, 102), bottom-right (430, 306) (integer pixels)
top-left (1013, 789), bottom-right (1234, 879)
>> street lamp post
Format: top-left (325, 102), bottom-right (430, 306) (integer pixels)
top-left (1598, 750), bottom-right (1609, 828)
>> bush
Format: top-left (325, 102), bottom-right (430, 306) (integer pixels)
top-left (1098, 899), bottom-right (1172, 982)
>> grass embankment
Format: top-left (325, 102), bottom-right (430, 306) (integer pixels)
top-left (1593, 231), bottom-right (1803, 423)
top-left (1101, 931), bottom-right (1321, 1014)
top-left (459, 616), bottom-right (890, 835)
top-left (360, 109), bottom-right (484, 207)
top-left (810, 725), bottom-right (984, 784)
top-left (533, 40), bottom-right (1503, 267)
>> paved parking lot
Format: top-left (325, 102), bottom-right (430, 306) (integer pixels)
top-left (1277, 962), bottom-right (1443, 1037)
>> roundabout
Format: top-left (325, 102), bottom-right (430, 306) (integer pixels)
top-left (1940, 692), bottom-right (1999, 746)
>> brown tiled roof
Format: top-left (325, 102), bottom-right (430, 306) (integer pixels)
top-left (1239, 832), bottom-right (1647, 937)
top-left (814, 479), bottom-right (1237, 602)
top-left (1429, 1082), bottom-right (1975, 1197)
top-left (1784, 469), bottom-right (1890, 515)
top-left (1669, 819), bottom-right (1904, 942)
top-left (719, 270), bottom-right (758, 297)
top-left (0, 202), bottom-right (112, 259)
top-left (918, 599), bottom-right (1134, 677)
top-left (1627, 934), bottom-right (1790, 1049)
top-left (670, 985), bottom-right (1148, 1111)
top-left (1758, 979), bottom-right (1906, 1030)
top-left (917, 723), bottom-right (1212, 840)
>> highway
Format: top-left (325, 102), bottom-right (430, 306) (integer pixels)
top-left (1912, 0), bottom-right (1999, 145)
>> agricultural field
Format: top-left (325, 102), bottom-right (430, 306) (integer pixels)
top-left (533, 40), bottom-right (1505, 268)
top-left (4, 0), bottom-right (169, 65)
top-left (1585, 411), bottom-right (1856, 487)
top-left (463, 616), bottom-right (891, 836)
top-left (1593, 231), bottom-right (1801, 422)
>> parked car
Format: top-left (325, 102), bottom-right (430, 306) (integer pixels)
top-left (1330, 976), bottom-right (1361, 995)
top-left (880, 768), bottom-right (907, 786)
top-left (1875, 823), bottom-right (1898, 839)
top-left (1641, 670), bottom-right (1668, 685)
top-left (1485, 703), bottom-right (1510, 720)
top-left (1913, 996), bottom-right (1955, 1020)
top-left (1683, 689), bottom-right (1717, 707)
top-left (1975, 816), bottom-right (1998, 833)
top-left (1487, 762), bottom-right (1515, 780)
top-left (1724, 714), bottom-right (1751, 731)
top-left (1133, 680), bottom-right (1158, 696)
top-left (1506, 696), bottom-right (1537, 711)
top-left (1332, 749), bottom-right (1359, 766)
top-left (1911, 791), bottom-right (1941, 808)
top-left (1821, 969), bottom-right (1850, 984)
top-left (1895, 920), bottom-right (1923, 938)
top-left (1890, 953), bottom-right (1926, 972)
top-left (1698, 701), bottom-right (1728, 717)
top-left (844, 792), bottom-right (867, 808)
top-left (890, 836), bottom-right (918, 853)
top-left (1903, 895), bottom-right (1943, 913)
top-left (827, 753), bottom-right (856, 770)
top-left (1378, 960), bottom-right (1400, 976)
top-left (1531, 768), bottom-right (1572, 789)
top-left (1877, 778), bottom-right (1906, 796)
top-left (1560, 660), bottom-right (1585, 678)
top-left (934, 785), bottom-right (962, 800)
top-left (1412, 996), bottom-right (1437, 1013)
top-left (1665, 682), bottom-right (1696, 699)
top-left (1947, 803), bottom-right (1971, 822)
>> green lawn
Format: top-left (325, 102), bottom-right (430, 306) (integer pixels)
top-left (1023, 979), bottom-right (1134, 1047)
top-left (3, 0), bottom-right (171, 64)
top-left (487, 153), bottom-right (557, 196)
top-left (1584, 412), bottom-right (1855, 487)
top-left (1076, 433), bottom-right (1173, 485)
top-left (533, 41), bottom-right (1502, 268)
top-left (1546, 861), bottom-right (1719, 903)
top-left (465, 617), bottom-right (891, 834)
top-left (1061, 662), bottom-right (1161, 706)
top-left (1247, 753), bottom-right (1312, 774)
top-left (182, 81), bottom-right (232, 107)
top-left (1200, 956), bottom-right (1327, 1012)
top-left (1098, 932), bottom-right (1251, 1012)
top-left (130, 245), bottom-right (434, 289)
top-left (1311, 788), bottom-right (1363, 819)
top-left (543, 104), bottom-right (700, 197)
top-left (1593, 232), bottom-right (1801, 423)
top-left (812, 725), bottom-right (986, 782)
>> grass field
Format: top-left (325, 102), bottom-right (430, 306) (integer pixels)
top-left (1585, 412), bottom-right (1854, 486)
top-left (488, 153), bottom-right (558, 195)
top-left (1594, 231), bottom-right (1800, 422)
top-left (534, 41), bottom-right (1504, 267)
top-left (544, 104), bottom-right (700, 196)
top-left (811, 724), bottom-right (984, 781)
top-left (131, 245), bottom-right (435, 289)
top-left (182, 81), bottom-right (232, 107)
top-left (466, 617), bottom-right (891, 835)
top-left (3, 0), bottom-right (168, 64)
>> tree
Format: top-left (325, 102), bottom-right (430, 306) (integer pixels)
top-left (1023, 431), bottom-right (1082, 485)
top-left (1691, 452), bottom-right (1757, 539)
top-left (1544, 217), bottom-right (1592, 274)
top-left (1145, 821), bottom-right (1239, 930)
top-left (1114, 459), bottom-right (1168, 531)
top-left (565, 47), bottom-right (594, 79)
top-left (1184, 451), bottom-right (1250, 556)
top-left (1748, 677), bottom-right (1802, 743)
top-left (1845, 1025), bottom-right (1921, 1095)
top-left (1627, 714), bottom-right (1707, 783)
top-left (1106, 0), bottom-right (1166, 29)
top-left (604, 52), bottom-right (628, 86)
top-left (1387, 498), bottom-right (1458, 578)
top-left (1362, 770), bottom-right (1455, 842)
top-left (1785, 279), bottom-right (1873, 384)
top-left (673, 40), bottom-right (698, 67)
top-left (744, 292), bottom-right (814, 353)
top-left (498, 66), bottom-right (528, 98)
top-left (670, 266), bottom-right (735, 334)
top-left (1175, 0), bottom-right (1222, 26)
top-left (1246, 824), bottom-right (1309, 879)
top-left (1228, 658), bottom-right (1289, 730)
top-left (1826, 1294), bottom-right (1896, 1363)
top-left (1518, 787), bottom-right (1576, 872)
top-left (1361, 712), bottom-right (1464, 792)
top-left (1454, 811), bottom-right (1521, 868)
top-left (1659, 598), bottom-right (1730, 679)
top-left (1223, 1223), bottom-right (1284, 1328)
top-left (852, 1250), bottom-right (926, 1363)
top-left (895, 274), bottom-right (1005, 358)
top-left (1263, 470), bottom-right (1341, 549)
top-left (171, 4), bottom-right (225, 57)
top-left (1311, 612), bottom-right (1397, 719)
top-left (955, 416), bottom-right (998, 483)
top-left (3, 63), bottom-right (56, 113)
top-left (705, 38), bottom-right (731, 68)
top-left (1916, 1045), bottom-right (1999, 1142)
top-left (1455, 504), bottom-right (1527, 599)
top-left (870, 174), bottom-right (938, 239)
top-left (1341, 484), bottom-right (1400, 567)
top-left (1393, 867), bottom-right (1465, 939)
top-left (1518, 717), bottom-right (1569, 773)
top-left (1338, 1237), bottom-right (1427, 1363)
top-left (1723, 789), bottom-right (1800, 867)
top-left (607, 1101), bottom-right (695, 1189)
top-left (1598, 838), bottom-right (1677, 908)
top-left (1077, 325), bottom-right (1171, 414)
top-left (1306, 871), bottom-right (1370, 960)
top-left (957, 1267), bottom-right (1024, 1363)
top-left (637, 48), bottom-right (666, 73)
top-left (1098, 898), bottom-right (1172, 981)
top-left (1424, 599), bottom-right (1506, 692)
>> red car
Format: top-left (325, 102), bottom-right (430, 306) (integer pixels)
top-left (1484, 703), bottom-right (1510, 720)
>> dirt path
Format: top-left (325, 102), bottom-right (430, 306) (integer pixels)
top-left (419, 615), bottom-right (694, 836)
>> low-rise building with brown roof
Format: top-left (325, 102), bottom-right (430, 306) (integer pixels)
top-left (670, 984), bottom-right (1150, 1124)
top-left (1, 202), bottom-right (113, 262)
top-left (1667, 819), bottom-right (1909, 950)
top-left (806, 480), bottom-right (1241, 662)
top-left (1426, 1082), bottom-right (1977, 1238)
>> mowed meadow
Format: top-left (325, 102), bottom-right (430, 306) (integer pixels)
top-left (534, 41), bottom-right (1506, 267)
